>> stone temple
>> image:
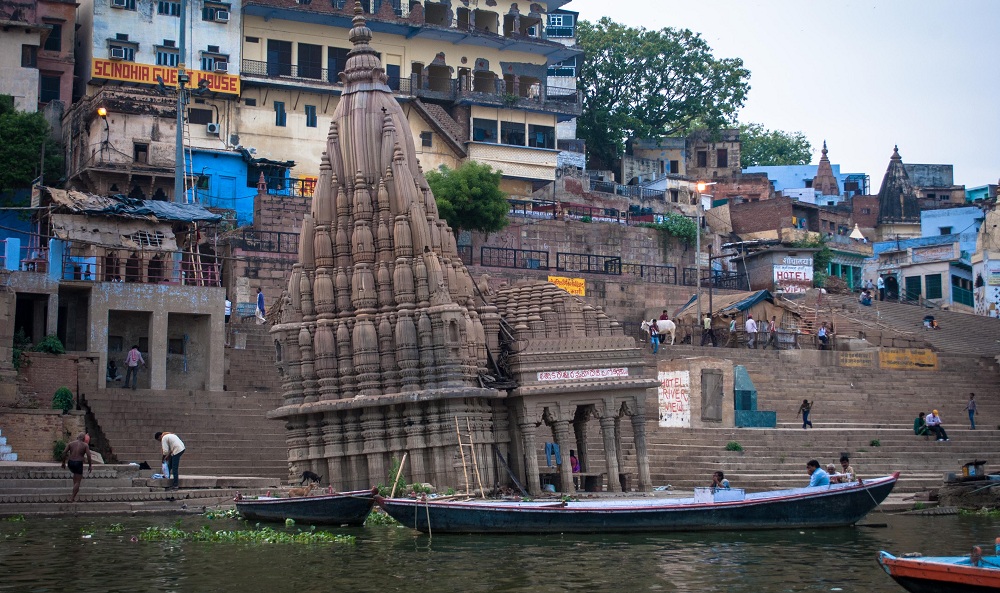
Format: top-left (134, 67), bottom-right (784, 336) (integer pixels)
top-left (270, 3), bottom-right (656, 496)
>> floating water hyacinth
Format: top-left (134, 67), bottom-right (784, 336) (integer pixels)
top-left (138, 525), bottom-right (355, 544)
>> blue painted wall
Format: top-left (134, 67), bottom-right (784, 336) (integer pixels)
top-left (742, 164), bottom-right (866, 194)
top-left (920, 207), bottom-right (984, 243)
top-left (190, 150), bottom-right (258, 226)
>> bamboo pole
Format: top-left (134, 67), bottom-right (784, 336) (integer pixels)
top-left (455, 416), bottom-right (471, 496)
top-left (389, 452), bottom-right (408, 498)
top-left (467, 418), bottom-right (486, 499)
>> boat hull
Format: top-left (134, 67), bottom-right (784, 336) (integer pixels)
top-left (377, 474), bottom-right (898, 534)
top-left (878, 552), bottom-right (1000, 593)
top-left (236, 489), bottom-right (376, 526)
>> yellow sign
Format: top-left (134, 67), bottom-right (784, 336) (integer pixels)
top-left (548, 275), bottom-right (585, 296)
top-left (838, 351), bottom-right (876, 368)
top-left (879, 348), bottom-right (938, 371)
top-left (92, 58), bottom-right (241, 95)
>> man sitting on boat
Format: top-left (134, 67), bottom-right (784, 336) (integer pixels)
top-left (807, 460), bottom-right (830, 487)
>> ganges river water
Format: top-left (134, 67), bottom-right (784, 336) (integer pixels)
top-left (1, 511), bottom-right (997, 593)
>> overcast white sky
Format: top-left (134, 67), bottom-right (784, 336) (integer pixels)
top-left (565, 0), bottom-right (1000, 188)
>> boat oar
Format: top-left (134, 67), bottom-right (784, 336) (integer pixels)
top-left (390, 452), bottom-right (408, 498)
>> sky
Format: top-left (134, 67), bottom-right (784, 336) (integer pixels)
top-left (565, 0), bottom-right (1000, 189)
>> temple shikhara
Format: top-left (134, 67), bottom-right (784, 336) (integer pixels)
top-left (269, 3), bottom-right (655, 496)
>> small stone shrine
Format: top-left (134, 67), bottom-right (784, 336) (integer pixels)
top-left (269, 3), bottom-right (656, 495)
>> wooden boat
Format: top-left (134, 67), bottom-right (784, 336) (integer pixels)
top-left (236, 489), bottom-right (376, 526)
top-left (878, 542), bottom-right (1000, 593)
top-left (375, 473), bottom-right (898, 534)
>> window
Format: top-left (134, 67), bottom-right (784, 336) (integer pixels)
top-left (669, 160), bottom-right (679, 174)
top-left (167, 338), bottom-right (185, 354)
top-left (188, 108), bottom-right (213, 125)
top-left (244, 98), bottom-right (257, 106)
top-left (202, 3), bottom-right (230, 21)
top-left (717, 148), bottom-right (728, 168)
top-left (156, 48), bottom-right (179, 66)
top-left (298, 43), bottom-right (322, 79)
top-left (670, 189), bottom-right (679, 203)
top-left (939, 226), bottom-right (952, 235)
top-left (274, 101), bottom-right (286, 127)
top-left (925, 273), bottom-right (942, 300)
top-left (420, 131), bottom-right (432, 147)
top-left (500, 121), bottom-right (525, 146)
top-left (110, 44), bottom-right (135, 61)
top-left (547, 13), bottom-right (574, 37)
top-left (21, 45), bottom-right (38, 68)
top-left (546, 56), bottom-right (577, 77)
top-left (133, 143), bottom-right (149, 164)
top-left (860, 207), bottom-right (871, 215)
top-left (157, 1), bottom-right (180, 16)
top-left (327, 46), bottom-right (349, 82)
top-left (267, 40), bottom-right (292, 76)
top-left (245, 36), bottom-right (260, 43)
top-left (696, 150), bottom-right (707, 168)
top-left (39, 75), bottom-right (61, 103)
top-left (472, 118), bottom-right (497, 143)
top-left (196, 175), bottom-right (210, 190)
top-left (938, 193), bottom-right (950, 201)
top-left (305, 104), bottom-right (317, 128)
top-left (43, 23), bottom-right (62, 52)
top-left (527, 124), bottom-right (555, 149)
top-left (112, 0), bottom-right (137, 9)
top-left (200, 54), bottom-right (229, 71)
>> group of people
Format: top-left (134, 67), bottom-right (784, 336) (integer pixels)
top-left (863, 277), bottom-right (887, 302)
top-left (59, 430), bottom-right (185, 500)
top-left (806, 456), bottom-right (858, 486)
top-left (106, 345), bottom-right (146, 390)
top-left (913, 394), bottom-right (978, 441)
top-left (743, 314), bottom-right (781, 349)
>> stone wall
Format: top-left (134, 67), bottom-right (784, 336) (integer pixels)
top-left (14, 352), bottom-right (99, 408)
top-left (0, 409), bottom-right (85, 462)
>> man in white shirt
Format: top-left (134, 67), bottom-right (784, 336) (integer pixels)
top-left (925, 410), bottom-right (949, 441)
top-left (876, 275), bottom-right (885, 301)
top-left (745, 315), bottom-right (758, 348)
top-left (155, 432), bottom-right (186, 490)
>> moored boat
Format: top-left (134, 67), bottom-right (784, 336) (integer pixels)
top-left (375, 473), bottom-right (898, 534)
top-left (878, 542), bottom-right (1000, 593)
top-left (236, 488), bottom-right (376, 526)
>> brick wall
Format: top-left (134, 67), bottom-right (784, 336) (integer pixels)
top-left (15, 352), bottom-right (99, 408)
top-left (0, 410), bottom-right (85, 462)
top-left (852, 195), bottom-right (880, 228)
top-left (730, 197), bottom-right (794, 235)
top-left (253, 189), bottom-right (311, 236)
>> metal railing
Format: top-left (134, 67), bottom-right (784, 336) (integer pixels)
top-left (266, 176), bottom-right (316, 198)
top-left (556, 252), bottom-right (621, 275)
top-left (0, 241), bottom-right (49, 273)
top-left (60, 251), bottom-right (220, 286)
top-left (456, 245), bottom-right (473, 266)
top-left (588, 178), bottom-right (667, 200)
top-left (238, 230), bottom-right (300, 254)
top-left (622, 263), bottom-right (677, 285)
top-left (953, 284), bottom-right (974, 307)
top-left (481, 247), bottom-right (549, 270)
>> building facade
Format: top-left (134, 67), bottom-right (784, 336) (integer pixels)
top-left (0, 2), bottom-right (49, 112)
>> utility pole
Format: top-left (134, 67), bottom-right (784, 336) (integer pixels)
top-left (174, 0), bottom-right (189, 203)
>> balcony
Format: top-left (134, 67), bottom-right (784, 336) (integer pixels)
top-left (59, 249), bottom-right (220, 287)
top-left (242, 59), bottom-right (581, 116)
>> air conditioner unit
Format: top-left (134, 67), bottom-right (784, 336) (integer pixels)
top-left (110, 47), bottom-right (126, 60)
top-left (110, 0), bottom-right (128, 8)
top-left (214, 61), bottom-right (228, 73)
top-left (214, 10), bottom-right (230, 22)
top-left (206, 122), bottom-right (221, 135)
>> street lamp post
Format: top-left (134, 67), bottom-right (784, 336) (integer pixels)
top-left (174, 0), bottom-right (188, 204)
top-left (695, 182), bottom-right (715, 325)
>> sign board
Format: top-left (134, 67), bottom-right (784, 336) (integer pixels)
top-left (658, 370), bottom-right (691, 428)
top-left (696, 252), bottom-right (710, 266)
top-left (537, 368), bottom-right (628, 382)
top-left (879, 348), bottom-right (938, 371)
top-left (548, 275), bottom-right (585, 296)
top-left (773, 264), bottom-right (813, 294)
top-left (92, 58), bottom-right (241, 95)
top-left (838, 351), bottom-right (876, 368)
top-left (987, 260), bottom-right (1000, 286)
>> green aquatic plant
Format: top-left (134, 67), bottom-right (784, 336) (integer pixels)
top-left (2, 515), bottom-right (26, 522)
top-left (107, 523), bottom-right (125, 533)
top-left (202, 508), bottom-right (242, 521)
top-left (959, 508), bottom-right (1000, 517)
top-left (137, 525), bottom-right (355, 544)
top-left (364, 509), bottom-right (400, 527)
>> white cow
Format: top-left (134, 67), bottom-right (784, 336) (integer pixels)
top-left (640, 318), bottom-right (676, 346)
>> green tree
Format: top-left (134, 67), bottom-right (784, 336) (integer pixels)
top-left (576, 18), bottom-right (751, 170)
top-left (792, 236), bottom-right (833, 288)
top-left (0, 95), bottom-right (65, 201)
top-left (425, 161), bottom-right (509, 236)
top-left (739, 123), bottom-right (812, 168)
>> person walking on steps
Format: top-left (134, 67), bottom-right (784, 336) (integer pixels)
top-left (701, 313), bottom-right (716, 347)
top-left (798, 399), bottom-right (813, 429)
top-left (966, 393), bottom-right (978, 430)
top-left (124, 345), bottom-right (145, 390)
top-left (745, 315), bottom-right (758, 349)
top-left (61, 433), bottom-right (92, 502)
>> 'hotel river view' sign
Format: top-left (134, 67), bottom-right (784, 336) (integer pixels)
top-left (92, 59), bottom-right (241, 95)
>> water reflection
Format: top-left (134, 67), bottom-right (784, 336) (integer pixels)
top-left (1, 513), bottom-right (997, 593)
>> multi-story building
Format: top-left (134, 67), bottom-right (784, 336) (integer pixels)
top-left (904, 163), bottom-right (966, 210)
top-left (237, 0), bottom-right (581, 198)
top-left (625, 130), bottom-right (742, 183)
top-left (0, 2), bottom-right (50, 112)
top-left (65, 0), bottom-right (243, 200)
top-left (544, 7), bottom-right (583, 170)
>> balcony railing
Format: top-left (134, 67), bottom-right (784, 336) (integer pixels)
top-left (238, 230), bottom-right (300, 254)
top-left (60, 251), bottom-right (220, 286)
top-left (0, 240), bottom-right (48, 273)
top-left (481, 247), bottom-right (549, 270)
top-left (556, 252), bottom-right (622, 275)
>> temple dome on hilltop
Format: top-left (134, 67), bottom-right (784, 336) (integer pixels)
top-left (876, 145), bottom-right (920, 224)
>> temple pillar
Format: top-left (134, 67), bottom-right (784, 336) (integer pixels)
top-left (404, 402), bottom-right (428, 483)
top-left (630, 411), bottom-right (652, 492)
top-left (573, 408), bottom-right (591, 472)
top-left (552, 418), bottom-right (574, 492)
top-left (599, 414), bottom-right (622, 493)
top-left (518, 419), bottom-right (541, 496)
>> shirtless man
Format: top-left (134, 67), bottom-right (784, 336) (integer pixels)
top-left (61, 433), bottom-right (92, 502)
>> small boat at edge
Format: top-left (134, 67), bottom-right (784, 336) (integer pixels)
top-left (878, 541), bottom-right (1000, 593)
top-left (236, 489), bottom-right (376, 526)
top-left (375, 472), bottom-right (899, 534)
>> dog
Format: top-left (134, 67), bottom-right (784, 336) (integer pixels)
top-left (287, 482), bottom-right (316, 498)
top-left (300, 470), bottom-right (323, 486)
